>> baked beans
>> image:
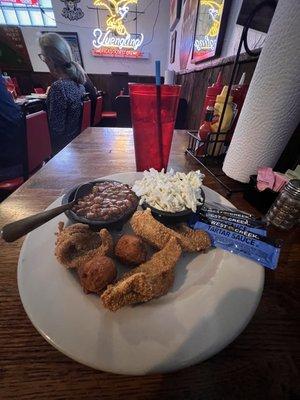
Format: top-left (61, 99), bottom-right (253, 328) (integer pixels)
top-left (72, 182), bottom-right (138, 221)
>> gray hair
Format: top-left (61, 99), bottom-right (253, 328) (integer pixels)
top-left (39, 32), bottom-right (85, 85)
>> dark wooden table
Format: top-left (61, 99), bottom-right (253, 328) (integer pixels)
top-left (0, 128), bottom-right (299, 400)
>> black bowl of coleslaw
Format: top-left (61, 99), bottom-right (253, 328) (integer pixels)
top-left (141, 187), bottom-right (205, 225)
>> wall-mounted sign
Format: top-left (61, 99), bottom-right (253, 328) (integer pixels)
top-left (179, 0), bottom-right (198, 70)
top-left (170, 30), bottom-right (177, 64)
top-left (43, 31), bottom-right (84, 67)
top-left (0, 0), bottom-right (38, 4)
top-left (170, 0), bottom-right (182, 31)
top-left (61, 0), bottom-right (84, 21)
top-left (92, 0), bottom-right (147, 59)
top-left (192, 0), bottom-right (231, 63)
top-left (0, 26), bottom-right (32, 71)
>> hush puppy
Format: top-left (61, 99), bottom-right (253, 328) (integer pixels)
top-left (115, 234), bottom-right (147, 266)
top-left (78, 254), bottom-right (117, 294)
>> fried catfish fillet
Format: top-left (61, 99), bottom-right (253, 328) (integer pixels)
top-left (55, 222), bottom-right (113, 269)
top-left (130, 209), bottom-right (211, 252)
top-left (172, 223), bottom-right (211, 250)
top-left (101, 237), bottom-right (182, 311)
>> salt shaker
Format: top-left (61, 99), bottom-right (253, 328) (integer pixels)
top-left (265, 179), bottom-right (300, 230)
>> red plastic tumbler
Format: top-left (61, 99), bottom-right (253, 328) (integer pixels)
top-left (129, 83), bottom-right (181, 171)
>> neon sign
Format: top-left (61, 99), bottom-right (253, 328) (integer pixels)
top-left (194, 35), bottom-right (216, 52)
top-left (92, 0), bottom-right (146, 59)
top-left (192, 0), bottom-right (225, 63)
top-left (93, 28), bottom-right (143, 51)
top-left (94, 0), bottom-right (138, 36)
top-left (92, 47), bottom-right (144, 59)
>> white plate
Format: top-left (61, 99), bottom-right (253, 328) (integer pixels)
top-left (27, 94), bottom-right (47, 100)
top-left (18, 172), bottom-right (264, 375)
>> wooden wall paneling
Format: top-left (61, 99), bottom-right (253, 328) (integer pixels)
top-left (30, 73), bottom-right (53, 90)
top-left (5, 71), bottom-right (156, 110)
top-left (6, 71), bottom-right (53, 95)
top-left (236, 60), bottom-right (258, 84)
top-left (189, 70), bottom-right (209, 129)
top-left (177, 57), bottom-right (259, 130)
top-left (89, 74), bottom-right (155, 110)
top-left (7, 55), bottom-right (259, 125)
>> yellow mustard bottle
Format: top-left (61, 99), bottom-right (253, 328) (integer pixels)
top-left (211, 86), bottom-right (233, 133)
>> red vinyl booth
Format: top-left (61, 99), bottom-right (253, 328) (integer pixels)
top-left (12, 77), bottom-right (21, 96)
top-left (93, 96), bottom-right (103, 126)
top-left (81, 100), bottom-right (91, 132)
top-left (26, 111), bottom-right (52, 173)
top-left (5, 78), bottom-right (17, 99)
top-left (34, 87), bottom-right (46, 94)
top-left (0, 111), bottom-right (52, 193)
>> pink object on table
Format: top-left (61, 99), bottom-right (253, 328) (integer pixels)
top-left (257, 167), bottom-right (275, 191)
top-left (257, 167), bottom-right (289, 192)
top-left (273, 172), bottom-right (289, 192)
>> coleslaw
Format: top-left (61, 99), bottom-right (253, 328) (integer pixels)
top-left (132, 169), bottom-right (205, 213)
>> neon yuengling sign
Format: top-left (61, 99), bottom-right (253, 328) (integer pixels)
top-left (93, 29), bottom-right (144, 51)
top-left (92, 0), bottom-right (146, 58)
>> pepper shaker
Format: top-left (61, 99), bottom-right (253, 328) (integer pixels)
top-left (265, 179), bottom-right (300, 230)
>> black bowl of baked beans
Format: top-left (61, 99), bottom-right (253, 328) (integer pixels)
top-left (62, 180), bottom-right (139, 230)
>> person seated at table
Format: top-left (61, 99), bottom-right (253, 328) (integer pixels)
top-left (0, 74), bottom-right (25, 181)
top-left (39, 33), bottom-right (86, 154)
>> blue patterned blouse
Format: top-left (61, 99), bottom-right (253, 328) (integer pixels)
top-left (46, 79), bottom-right (85, 154)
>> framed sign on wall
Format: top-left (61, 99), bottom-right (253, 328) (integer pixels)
top-left (0, 27), bottom-right (32, 71)
top-left (170, 30), bottom-right (177, 64)
top-left (179, 0), bottom-right (198, 70)
top-left (0, 0), bottom-right (38, 4)
top-left (192, 0), bottom-right (231, 64)
top-left (170, 0), bottom-right (182, 31)
top-left (43, 31), bottom-right (84, 68)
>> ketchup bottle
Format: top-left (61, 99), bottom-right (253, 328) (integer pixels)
top-left (230, 73), bottom-right (249, 132)
top-left (200, 72), bottom-right (223, 124)
top-left (196, 104), bottom-right (214, 156)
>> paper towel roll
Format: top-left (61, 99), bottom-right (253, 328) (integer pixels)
top-left (164, 70), bottom-right (175, 85)
top-left (223, 0), bottom-right (300, 183)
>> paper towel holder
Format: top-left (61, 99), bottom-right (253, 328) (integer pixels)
top-left (216, 0), bottom-right (277, 140)
top-left (185, 0), bottom-right (277, 197)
